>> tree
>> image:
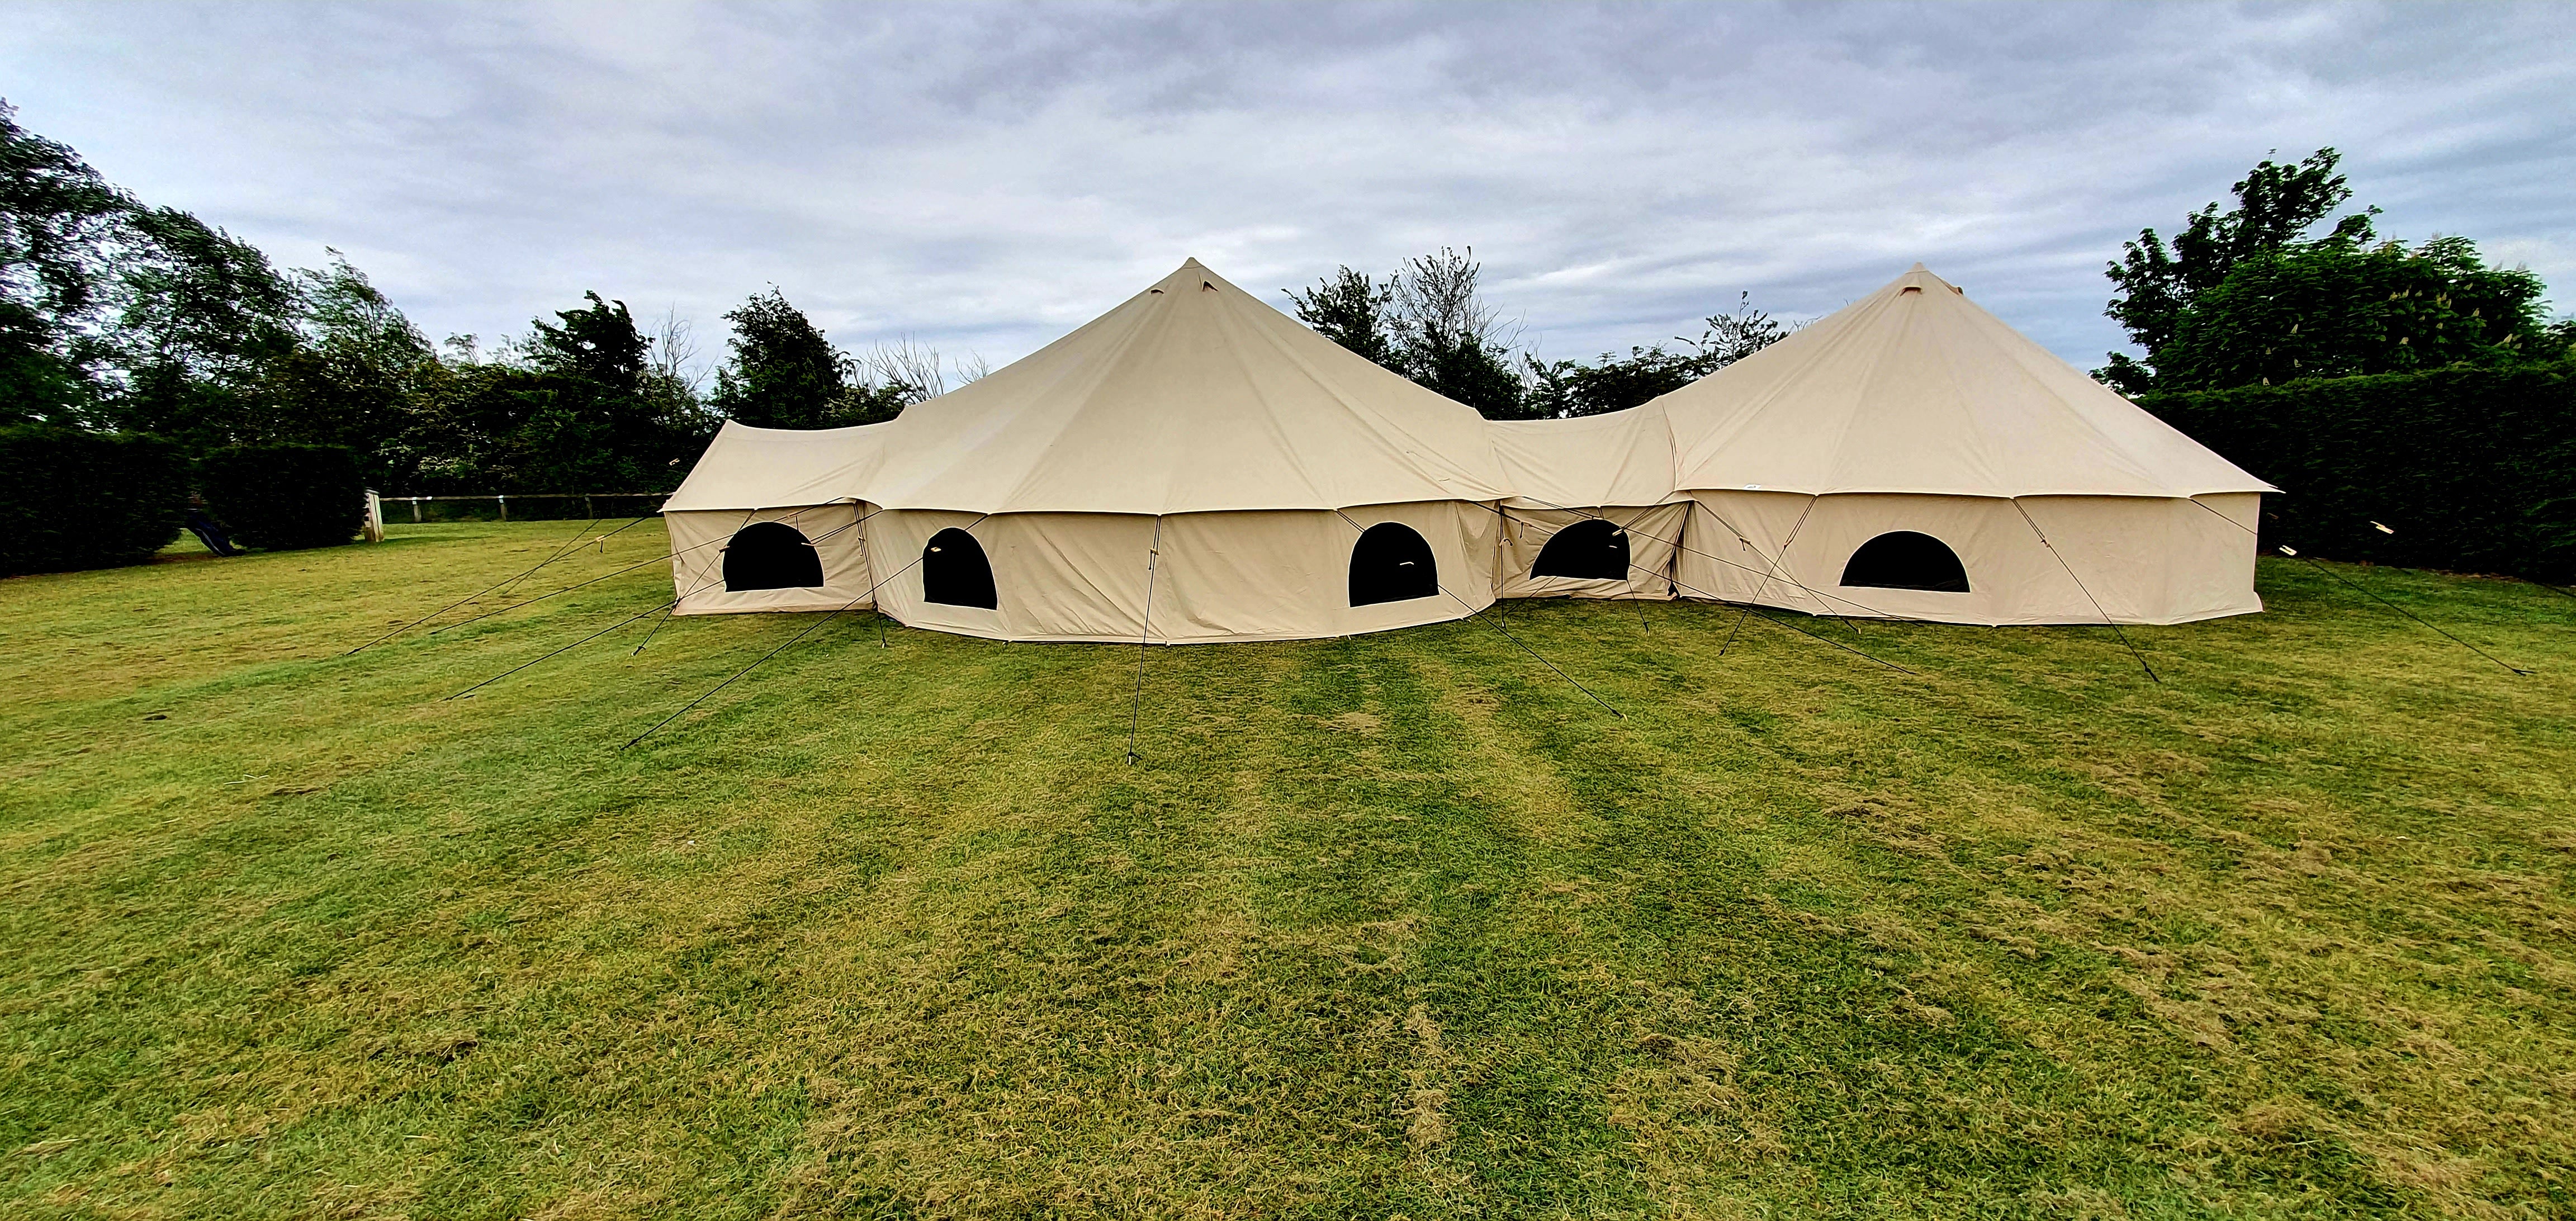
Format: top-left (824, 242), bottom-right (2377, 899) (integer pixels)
top-left (0, 98), bottom-right (130, 423)
top-left (1523, 346), bottom-right (1704, 419)
top-left (852, 335), bottom-right (974, 417)
top-left (1684, 291), bottom-right (1793, 369)
top-left (523, 292), bottom-right (709, 490)
top-left (1285, 248), bottom-right (1527, 418)
top-left (709, 288), bottom-right (915, 429)
top-left (2100, 148), bottom-right (2379, 392)
top-left (90, 206), bottom-right (301, 447)
top-left (1285, 266), bottom-right (1398, 369)
top-left (3, 103), bottom-right (441, 461)
top-left (257, 253), bottom-right (439, 487)
top-left (401, 293), bottom-right (711, 494)
top-left (639, 307), bottom-right (718, 462)
top-left (2148, 235), bottom-right (2554, 391)
top-left (1388, 247), bottom-right (1526, 418)
top-left (528, 290), bottom-right (650, 393)
top-left (1522, 293), bottom-right (1793, 418)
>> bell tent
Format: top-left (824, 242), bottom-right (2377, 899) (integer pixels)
top-left (1647, 264), bottom-right (2272, 626)
top-left (665, 259), bottom-right (1514, 642)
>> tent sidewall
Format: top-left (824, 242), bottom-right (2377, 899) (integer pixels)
top-left (864, 501), bottom-right (1498, 643)
top-left (669, 504), bottom-right (873, 616)
top-left (1495, 503), bottom-right (1687, 600)
top-left (1678, 490), bottom-right (2261, 626)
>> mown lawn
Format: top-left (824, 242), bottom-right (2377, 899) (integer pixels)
top-left (3, 520), bottom-right (2573, 1219)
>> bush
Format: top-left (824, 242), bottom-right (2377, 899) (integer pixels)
top-left (199, 443), bottom-right (364, 551)
top-left (0, 425), bottom-right (190, 576)
top-left (2140, 363), bottom-right (2576, 584)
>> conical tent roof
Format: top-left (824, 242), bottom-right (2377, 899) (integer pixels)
top-left (1657, 264), bottom-right (2272, 499)
top-left (850, 259), bottom-right (1512, 515)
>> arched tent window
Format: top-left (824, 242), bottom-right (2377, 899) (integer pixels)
top-left (1840, 531), bottom-right (1970, 593)
top-left (1349, 522), bottom-right (1438, 606)
top-left (922, 527), bottom-right (997, 609)
top-left (723, 521), bottom-right (825, 591)
top-left (1532, 518), bottom-right (1631, 581)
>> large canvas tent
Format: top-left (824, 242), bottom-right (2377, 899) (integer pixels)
top-left (665, 259), bottom-right (1514, 642)
top-left (1649, 264), bottom-right (2273, 626)
top-left (665, 259), bottom-right (2270, 640)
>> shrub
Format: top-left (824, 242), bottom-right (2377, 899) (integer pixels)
top-left (0, 425), bottom-right (190, 576)
top-left (199, 443), bottom-right (364, 551)
top-left (2140, 363), bottom-right (2576, 584)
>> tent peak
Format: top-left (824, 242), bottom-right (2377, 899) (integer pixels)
top-left (1888, 263), bottom-right (1965, 297)
top-left (1153, 257), bottom-right (1228, 294)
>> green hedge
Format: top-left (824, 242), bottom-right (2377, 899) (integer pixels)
top-left (0, 425), bottom-right (190, 576)
top-left (199, 443), bottom-right (364, 551)
top-left (2140, 364), bottom-right (2576, 583)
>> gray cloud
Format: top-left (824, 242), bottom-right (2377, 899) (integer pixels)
top-left (5, 1), bottom-right (2570, 378)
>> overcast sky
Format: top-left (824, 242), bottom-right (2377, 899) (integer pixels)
top-left (6, 1), bottom-right (2572, 381)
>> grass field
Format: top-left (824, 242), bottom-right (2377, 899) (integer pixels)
top-left (4, 520), bottom-right (2573, 1219)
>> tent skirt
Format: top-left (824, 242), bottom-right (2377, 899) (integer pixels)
top-left (672, 500), bottom-right (1500, 643)
top-left (668, 493), bottom-right (2257, 633)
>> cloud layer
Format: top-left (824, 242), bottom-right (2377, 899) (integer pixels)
top-left (6, 1), bottom-right (2571, 377)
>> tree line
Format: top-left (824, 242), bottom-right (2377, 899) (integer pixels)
top-left (10, 93), bottom-right (2569, 496)
top-left (1284, 249), bottom-right (1794, 420)
top-left (2, 101), bottom-right (968, 496)
top-left (1280, 150), bottom-right (2572, 417)
top-left (2099, 147), bottom-right (2571, 392)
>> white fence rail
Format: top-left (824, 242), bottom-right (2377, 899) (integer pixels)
top-left (379, 492), bottom-right (667, 525)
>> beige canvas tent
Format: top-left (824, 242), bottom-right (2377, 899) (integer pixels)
top-left (665, 259), bottom-right (1514, 642)
top-left (1651, 264), bottom-right (2274, 626)
top-left (665, 258), bottom-right (2270, 640)
top-left (1488, 405), bottom-right (1686, 600)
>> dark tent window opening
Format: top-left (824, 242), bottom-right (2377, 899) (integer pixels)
top-left (1841, 531), bottom-right (1971, 592)
top-left (723, 521), bottom-right (826, 591)
top-left (1531, 518), bottom-right (1631, 581)
top-left (1349, 522), bottom-right (1438, 606)
top-left (922, 527), bottom-right (998, 609)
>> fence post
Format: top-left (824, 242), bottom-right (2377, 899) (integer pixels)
top-left (498, 494), bottom-right (507, 523)
top-left (363, 489), bottom-right (385, 543)
top-left (410, 496), bottom-right (423, 523)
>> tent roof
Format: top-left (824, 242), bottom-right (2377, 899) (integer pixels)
top-left (662, 419), bottom-right (888, 512)
top-left (853, 259), bottom-right (1512, 514)
top-left (1488, 404), bottom-right (1684, 509)
top-left (1656, 264), bottom-right (2274, 499)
